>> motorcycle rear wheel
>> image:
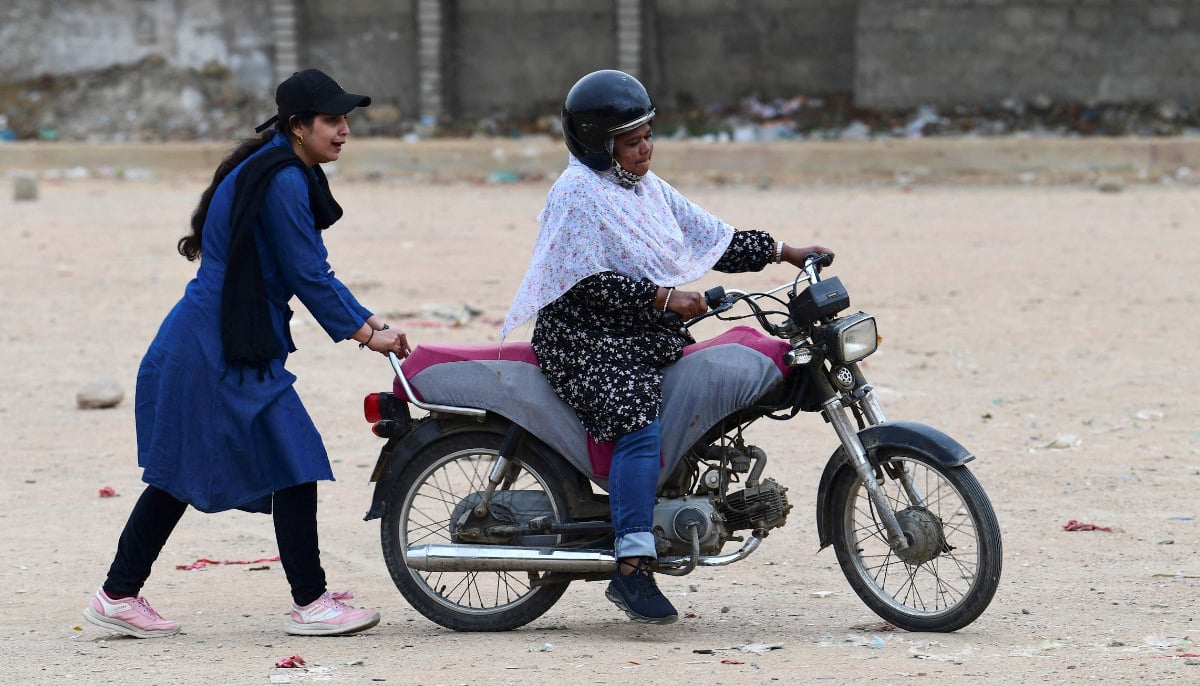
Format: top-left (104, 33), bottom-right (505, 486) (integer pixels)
top-left (829, 450), bottom-right (1002, 632)
top-left (380, 430), bottom-right (572, 631)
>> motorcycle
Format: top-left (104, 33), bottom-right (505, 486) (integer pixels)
top-left (360, 254), bottom-right (1002, 633)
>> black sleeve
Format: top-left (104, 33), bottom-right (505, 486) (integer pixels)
top-left (714, 230), bottom-right (775, 273)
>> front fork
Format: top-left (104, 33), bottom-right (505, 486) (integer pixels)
top-left (821, 364), bottom-right (925, 552)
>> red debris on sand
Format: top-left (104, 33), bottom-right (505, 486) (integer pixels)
top-left (176, 556), bottom-right (281, 570)
top-left (275, 655), bottom-right (306, 668)
top-left (721, 658), bottom-right (745, 665)
top-left (1063, 519), bottom-right (1113, 532)
top-left (98, 486), bottom-right (118, 497)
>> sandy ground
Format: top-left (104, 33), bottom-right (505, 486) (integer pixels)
top-left (1, 163), bottom-right (1198, 685)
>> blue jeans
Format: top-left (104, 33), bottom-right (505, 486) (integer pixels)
top-left (609, 418), bottom-right (661, 559)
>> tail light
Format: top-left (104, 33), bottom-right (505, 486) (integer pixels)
top-left (371, 420), bottom-right (408, 438)
top-left (364, 392), bottom-right (413, 440)
top-left (363, 391), bottom-right (402, 423)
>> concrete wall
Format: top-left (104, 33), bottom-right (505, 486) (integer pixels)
top-left (0, 0), bottom-right (274, 92)
top-left (448, 0), bottom-right (615, 120)
top-left (857, 0), bottom-right (1200, 108)
top-left (297, 0), bottom-right (419, 119)
top-left (647, 0), bottom-right (856, 110)
top-left (3, 0), bottom-right (1200, 139)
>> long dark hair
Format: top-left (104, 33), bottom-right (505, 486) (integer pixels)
top-left (177, 113), bottom-right (316, 261)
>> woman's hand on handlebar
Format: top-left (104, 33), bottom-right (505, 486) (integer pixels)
top-left (781, 244), bottom-right (835, 268)
top-left (666, 289), bottom-right (709, 319)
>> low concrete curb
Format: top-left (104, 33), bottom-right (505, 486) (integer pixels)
top-left (2, 136), bottom-right (1197, 184)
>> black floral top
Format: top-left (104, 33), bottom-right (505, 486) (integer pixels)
top-left (531, 230), bottom-right (775, 442)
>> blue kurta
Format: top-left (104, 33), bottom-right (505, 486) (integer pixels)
top-left (135, 132), bottom-right (372, 513)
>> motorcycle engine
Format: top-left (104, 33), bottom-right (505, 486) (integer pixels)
top-left (719, 478), bottom-right (791, 533)
top-left (651, 479), bottom-right (791, 556)
top-left (652, 496), bottom-right (724, 555)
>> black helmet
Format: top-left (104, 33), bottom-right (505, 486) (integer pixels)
top-left (561, 69), bottom-right (656, 171)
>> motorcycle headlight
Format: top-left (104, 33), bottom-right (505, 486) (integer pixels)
top-left (825, 312), bottom-right (878, 363)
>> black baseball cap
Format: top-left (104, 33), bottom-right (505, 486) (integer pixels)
top-left (255, 69), bottom-right (372, 133)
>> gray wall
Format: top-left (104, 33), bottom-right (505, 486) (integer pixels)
top-left (0, 0), bottom-right (275, 91)
top-left (856, 0), bottom-right (1200, 108)
top-left (297, 0), bottom-right (419, 119)
top-left (3, 0), bottom-right (1200, 139)
top-left (449, 0), bottom-right (615, 120)
top-left (647, 0), bottom-right (856, 110)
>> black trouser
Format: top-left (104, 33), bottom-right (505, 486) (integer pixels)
top-left (103, 483), bottom-right (327, 606)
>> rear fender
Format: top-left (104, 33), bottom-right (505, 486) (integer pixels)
top-left (814, 421), bottom-right (975, 549)
top-left (363, 415), bottom-right (501, 521)
top-left (363, 415), bottom-right (593, 522)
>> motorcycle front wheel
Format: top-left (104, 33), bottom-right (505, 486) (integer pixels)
top-left (380, 430), bottom-right (572, 631)
top-left (828, 450), bottom-right (1002, 632)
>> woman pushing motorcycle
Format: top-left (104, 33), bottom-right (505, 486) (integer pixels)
top-left (501, 69), bottom-right (833, 624)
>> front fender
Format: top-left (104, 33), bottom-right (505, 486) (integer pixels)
top-left (814, 421), bottom-right (975, 549)
top-left (362, 415), bottom-right (506, 521)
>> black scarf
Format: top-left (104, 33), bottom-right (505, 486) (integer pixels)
top-left (221, 145), bottom-right (343, 371)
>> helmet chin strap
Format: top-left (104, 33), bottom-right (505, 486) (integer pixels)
top-left (611, 158), bottom-right (645, 188)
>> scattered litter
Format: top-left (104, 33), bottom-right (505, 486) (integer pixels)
top-left (720, 658), bottom-right (744, 665)
top-left (1152, 573), bottom-right (1200, 579)
top-left (76, 380), bottom-right (124, 409)
top-left (810, 590), bottom-right (834, 598)
top-left (275, 655), bottom-right (305, 668)
top-left (1063, 520), bottom-right (1113, 532)
top-left (13, 174), bottom-right (37, 201)
top-left (1043, 434), bottom-right (1081, 449)
top-left (97, 486), bottom-right (118, 498)
top-left (176, 556), bottom-right (281, 570)
top-left (740, 643), bottom-right (783, 655)
top-left (850, 621), bottom-right (899, 632)
top-left (1134, 410), bottom-right (1165, 421)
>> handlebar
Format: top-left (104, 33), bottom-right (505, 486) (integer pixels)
top-left (669, 252), bottom-right (835, 334)
top-left (802, 251), bottom-right (834, 283)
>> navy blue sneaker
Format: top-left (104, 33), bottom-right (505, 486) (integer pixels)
top-left (605, 557), bottom-right (678, 624)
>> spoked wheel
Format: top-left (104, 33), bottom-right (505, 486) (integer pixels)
top-left (829, 451), bottom-right (1002, 632)
top-left (380, 430), bottom-right (572, 631)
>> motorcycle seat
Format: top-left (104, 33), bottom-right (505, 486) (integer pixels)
top-left (399, 326), bottom-right (788, 380)
top-left (393, 326), bottom-right (791, 486)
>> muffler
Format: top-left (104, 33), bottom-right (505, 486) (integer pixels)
top-left (405, 543), bottom-right (617, 573)
top-left (404, 534), bottom-right (764, 573)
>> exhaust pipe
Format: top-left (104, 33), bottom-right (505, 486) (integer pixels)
top-left (405, 543), bottom-right (616, 573)
top-left (404, 535), bottom-right (763, 573)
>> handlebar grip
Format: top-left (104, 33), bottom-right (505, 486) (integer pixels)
top-left (806, 252), bottom-right (834, 268)
top-left (704, 286), bottom-right (726, 309)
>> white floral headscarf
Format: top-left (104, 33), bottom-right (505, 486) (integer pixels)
top-left (502, 155), bottom-right (735, 339)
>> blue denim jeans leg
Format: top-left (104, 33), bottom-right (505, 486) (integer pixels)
top-left (609, 418), bottom-right (661, 559)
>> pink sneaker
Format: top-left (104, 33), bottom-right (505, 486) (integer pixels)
top-left (83, 589), bottom-right (180, 639)
top-left (286, 591), bottom-right (380, 636)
